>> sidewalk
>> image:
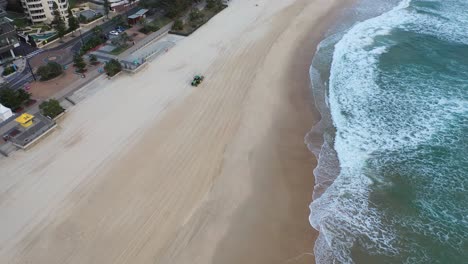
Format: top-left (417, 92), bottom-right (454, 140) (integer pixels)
top-left (0, 57), bottom-right (27, 83)
top-left (0, 66), bottom-right (104, 138)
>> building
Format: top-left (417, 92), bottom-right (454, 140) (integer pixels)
top-left (0, 103), bottom-right (13, 122)
top-left (20, 0), bottom-right (69, 23)
top-left (127, 8), bottom-right (147, 25)
top-left (91, 0), bottom-right (139, 12)
top-left (0, 9), bottom-right (19, 59)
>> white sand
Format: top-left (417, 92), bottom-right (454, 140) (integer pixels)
top-left (0, 0), bottom-right (346, 263)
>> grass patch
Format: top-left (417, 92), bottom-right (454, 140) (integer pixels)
top-left (13, 18), bottom-right (29, 28)
top-left (110, 45), bottom-right (129, 55)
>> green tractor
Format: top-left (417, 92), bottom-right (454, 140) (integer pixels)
top-left (191, 75), bottom-right (204, 87)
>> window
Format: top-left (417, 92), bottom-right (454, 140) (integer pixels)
top-left (28, 3), bottom-right (43, 8)
top-left (30, 9), bottom-right (44, 14)
top-left (32, 15), bottom-right (46, 20)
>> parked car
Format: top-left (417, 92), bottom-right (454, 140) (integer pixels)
top-left (109, 30), bottom-right (119, 36)
top-left (115, 26), bottom-right (126, 33)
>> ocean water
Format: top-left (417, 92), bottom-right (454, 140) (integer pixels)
top-left (307, 0), bottom-right (468, 263)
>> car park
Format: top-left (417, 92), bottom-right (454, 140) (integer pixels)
top-left (115, 26), bottom-right (126, 33)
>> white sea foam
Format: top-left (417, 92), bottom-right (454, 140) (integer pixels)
top-left (309, 0), bottom-right (468, 261)
top-left (309, 0), bottom-right (414, 262)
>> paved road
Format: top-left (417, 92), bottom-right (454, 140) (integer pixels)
top-left (7, 20), bottom-right (119, 90)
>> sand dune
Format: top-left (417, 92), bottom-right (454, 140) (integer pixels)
top-left (0, 0), bottom-right (346, 263)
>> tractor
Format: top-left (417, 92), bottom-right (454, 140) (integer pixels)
top-left (191, 75), bottom-right (204, 87)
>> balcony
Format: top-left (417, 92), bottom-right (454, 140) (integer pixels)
top-left (29, 9), bottom-right (45, 15)
top-left (27, 5), bottom-right (44, 10)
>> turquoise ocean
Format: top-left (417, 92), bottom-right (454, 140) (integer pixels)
top-left (307, 0), bottom-right (468, 263)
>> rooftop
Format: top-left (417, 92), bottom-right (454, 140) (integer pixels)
top-left (128, 9), bottom-right (148, 19)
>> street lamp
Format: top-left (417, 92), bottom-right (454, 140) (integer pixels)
top-left (26, 59), bottom-right (36, 81)
top-left (21, 46), bottom-right (36, 81)
top-left (78, 28), bottom-right (84, 46)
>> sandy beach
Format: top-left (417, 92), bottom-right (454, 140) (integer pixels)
top-left (0, 0), bottom-right (347, 263)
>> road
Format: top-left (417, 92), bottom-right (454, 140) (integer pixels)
top-left (6, 20), bottom-right (118, 90)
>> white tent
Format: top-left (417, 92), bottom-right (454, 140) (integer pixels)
top-left (0, 104), bottom-right (13, 122)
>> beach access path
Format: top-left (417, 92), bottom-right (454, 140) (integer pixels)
top-left (0, 0), bottom-right (347, 263)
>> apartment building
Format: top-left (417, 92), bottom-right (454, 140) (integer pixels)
top-left (0, 9), bottom-right (19, 59)
top-left (20, 0), bottom-right (69, 23)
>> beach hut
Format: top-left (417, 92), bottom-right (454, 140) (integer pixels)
top-left (15, 113), bottom-right (35, 128)
top-left (0, 104), bottom-right (13, 122)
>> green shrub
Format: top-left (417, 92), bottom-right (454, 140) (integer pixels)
top-left (139, 22), bottom-right (161, 34)
top-left (39, 99), bottom-right (64, 118)
top-left (73, 53), bottom-right (87, 72)
top-left (17, 89), bottom-right (31, 103)
top-left (36, 62), bottom-right (63, 81)
top-left (0, 88), bottom-right (21, 110)
top-left (173, 19), bottom-right (184, 31)
top-left (189, 10), bottom-right (204, 23)
top-left (2, 65), bottom-right (16, 76)
top-left (79, 35), bottom-right (106, 55)
top-left (207, 0), bottom-right (223, 10)
top-left (104, 59), bottom-right (122, 77)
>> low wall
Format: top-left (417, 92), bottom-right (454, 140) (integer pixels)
top-left (118, 22), bottom-right (174, 59)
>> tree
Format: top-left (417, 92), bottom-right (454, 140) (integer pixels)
top-left (92, 25), bottom-right (103, 36)
top-left (73, 53), bottom-right (86, 72)
top-left (207, 0), bottom-right (223, 10)
top-left (17, 89), bottom-right (31, 103)
top-left (111, 15), bottom-right (128, 27)
top-left (189, 9), bottom-right (204, 23)
top-left (0, 88), bottom-right (22, 110)
top-left (104, 59), bottom-right (122, 77)
top-left (39, 99), bottom-right (64, 118)
top-left (89, 54), bottom-right (98, 65)
top-left (125, 0), bottom-right (135, 17)
top-left (67, 8), bottom-right (79, 31)
top-left (36, 62), bottom-right (63, 81)
top-left (119, 32), bottom-right (130, 43)
top-left (111, 32), bottom-right (130, 47)
top-left (103, 0), bottom-right (110, 19)
top-left (52, 2), bottom-right (67, 38)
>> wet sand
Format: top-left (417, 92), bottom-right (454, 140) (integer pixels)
top-left (0, 0), bottom-right (348, 263)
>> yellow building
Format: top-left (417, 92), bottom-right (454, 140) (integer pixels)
top-left (15, 113), bottom-right (35, 128)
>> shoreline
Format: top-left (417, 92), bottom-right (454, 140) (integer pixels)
top-left (0, 1), bottom-right (350, 263)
